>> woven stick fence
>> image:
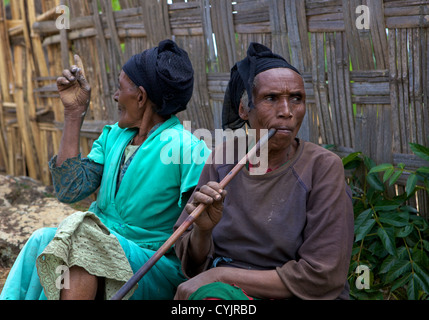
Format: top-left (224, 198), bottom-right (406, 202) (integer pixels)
top-left (0, 0), bottom-right (428, 213)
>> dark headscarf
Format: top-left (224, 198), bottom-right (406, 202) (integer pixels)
top-left (222, 42), bottom-right (301, 129)
top-left (122, 39), bottom-right (194, 117)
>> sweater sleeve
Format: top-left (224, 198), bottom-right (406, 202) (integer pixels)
top-left (276, 152), bottom-right (354, 299)
top-left (49, 154), bottom-right (103, 204)
top-left (173, 227), bottom-right (215, 278)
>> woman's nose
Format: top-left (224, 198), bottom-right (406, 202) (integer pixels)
top-left (277, 98), bottom-right (292, 118)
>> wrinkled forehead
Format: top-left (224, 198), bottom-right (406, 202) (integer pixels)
top-left (118, 70), bottom-right (137, 87)
top-left (254, 67), bottom-right (305, 91)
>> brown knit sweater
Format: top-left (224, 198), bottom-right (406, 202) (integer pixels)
top-left (174, 138), bottom-right (354, 300)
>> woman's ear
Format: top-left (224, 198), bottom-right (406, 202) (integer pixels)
top-left (137, 86), bottom-right (147, 106)
top-left (238, 101), bottom-right (249, 120)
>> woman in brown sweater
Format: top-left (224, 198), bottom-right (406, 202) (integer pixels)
top-left (173, 42), bottom-right (354, 300)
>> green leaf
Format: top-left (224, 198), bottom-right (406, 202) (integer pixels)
top-left (379, 217), bottom-right (408, 228)
top-left (389, 170), bottom-right (403, 186)
top-left (363, 155), bottom-right (376, 170)
top-left (412, 250), bottom-right (429, 271)
top-left (411, 215), bottom-right (429, 231)
top-left (368, 240), bottom-right (388, 257)
top-left (397, 225), bottom-right (413, 237)
top-left (413, 262), bottom-right (429, 293)
top-left (373, 203), bottom-right (401, 212)
top-left (407, 276), bottom-right (418, 300)
top-left (410, 142), bottom-right (429, 162)
top-left (383, 167), bottom-right (395, 183)
top-left (377, 227), bottom-right (397, 256)
top-left (350, 287), bottom-right (384, 300)
top-left (416, 166), bottom-right (429, 179)
top-left (351, 246), bottom-right (361, 256)
top-left (354, 208), bottom-right (373, 232)
top-left (405, 173), bottom-right (418, 196)
top-left (112, 0), bottom-right (121, 11)
top-left (401, 205), bottom-right (418, 213)
top-left (342, 152), bottom-right (362, 170)
top-left (397, 246), bottom-right (409, 259)
top-left (355, 218), bottom-right (376, 242)
top-left (369, 163), bottom-right (394, 174)
top-left (322, 144), bottom-right (335, 150)
top-left (391, 272), bottom-right (412, 292)
top-left (396, 246), bottom-right (409, 259)
top-left (342, 151), bottom-right (361, 165)
top-left (379, 255), bottom-right (397, 274)
top-left (378, 210), bottom-right (409, 227)
top-left (407, 273), bottom-right (426, 300)
top-left (422, 240), bottom-right (429, 251)
top-left (380, 247), bottom-right (409, 274)
top-left (425, 178), bottom-right (429, 193)
top-left (385, 260), bottom-right (411, 282)
top-left (416, 166), bottom-right (429, 173)
top-left (367, 173), bottom-right (385, 191)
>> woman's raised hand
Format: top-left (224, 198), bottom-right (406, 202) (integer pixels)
top-left (57, 54), bottom-right (91, 119)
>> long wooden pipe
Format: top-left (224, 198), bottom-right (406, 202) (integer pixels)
top-left (110, 128), bottom-right (277, 300)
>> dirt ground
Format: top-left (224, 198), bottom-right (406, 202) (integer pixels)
top-left (0, 174), bottom-right (92, 293)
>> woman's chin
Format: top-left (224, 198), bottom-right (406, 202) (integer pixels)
top-left (117, 120), bottom-right (128, 129)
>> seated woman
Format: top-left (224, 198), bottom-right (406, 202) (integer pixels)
top-left (0, 39), bottom-right (210, 300)
top-left (174, 42), bottom-right (354, 300)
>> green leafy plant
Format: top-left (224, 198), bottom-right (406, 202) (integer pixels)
top-left (344, 142), bottom-right (429, 300)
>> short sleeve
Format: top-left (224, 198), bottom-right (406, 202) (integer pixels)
top-left (178, 138), bottom-right (211, 207)
top-left (87, 125), bottom-right (113, 165)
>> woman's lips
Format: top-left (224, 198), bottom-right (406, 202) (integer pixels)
top-left (274, 127), bottom-right (293, 134)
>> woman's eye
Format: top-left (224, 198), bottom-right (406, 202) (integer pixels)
top-left (291, 95), bottom-right (302, 103)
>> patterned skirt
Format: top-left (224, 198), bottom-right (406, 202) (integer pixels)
top-left (0, 211), bottom-right (185, 300)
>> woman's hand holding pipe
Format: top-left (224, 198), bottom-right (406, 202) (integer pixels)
top-left (185, 181), bottom-right (227, 232)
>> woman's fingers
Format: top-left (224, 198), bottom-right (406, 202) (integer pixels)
top-left (189, 182), bottom-right (227, 209)
top-left (58, 55), bottom-right (88, 87)
top-left (185, 202), bottom-right (197, 215)
top-left (199, 182), bottom-right (225, 200)
top-left (73, 55), bottom-right (91, 91)
top-left (57, 76), bottom-right (70, 86)
top-left (57, 68), bottom-right (78, 89)
top-left (74, 54), bottom-right (86, 78)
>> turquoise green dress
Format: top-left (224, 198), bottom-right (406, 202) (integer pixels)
top-left (0, 116), bottom-right (210, 300)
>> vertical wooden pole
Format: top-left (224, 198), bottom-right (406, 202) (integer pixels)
top-left (11, 0), bottom-right (40, 180)
top-left (0, 0), bottom-right (12, 173)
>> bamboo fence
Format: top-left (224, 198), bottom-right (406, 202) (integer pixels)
top-left (0, 0), bottom-right (428, 213)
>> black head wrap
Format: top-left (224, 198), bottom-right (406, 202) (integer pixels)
top-left (122, 39), bottom-right (194, 117)
top-left (222, 42), bottom-right (301, 129)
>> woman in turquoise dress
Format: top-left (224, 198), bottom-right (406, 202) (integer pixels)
top-left (0, 39), bottom-right (210, 300)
